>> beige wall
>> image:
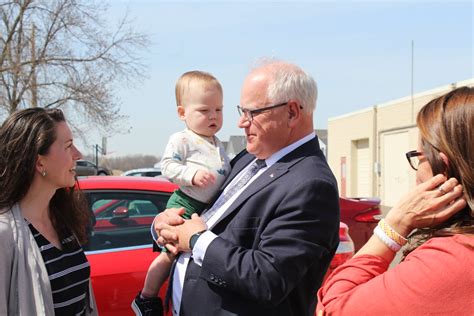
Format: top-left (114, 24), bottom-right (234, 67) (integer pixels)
top-left (328, 108), bottom-right (375, 197)
top-left (328, 79), bottom-right (474, 207)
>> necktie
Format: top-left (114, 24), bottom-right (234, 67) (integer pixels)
top-left (201, 159), bottom-right (266, 222)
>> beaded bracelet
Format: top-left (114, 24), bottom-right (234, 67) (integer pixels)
top-left (373, 226), bottom-right (402, 252)
top-left (378, 219), bottom-right (408, 246)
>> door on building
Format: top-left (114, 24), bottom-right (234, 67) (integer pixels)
top-left (351, 139), bottom-right (371, 197)
top-left (381, 131), bottom-right (410, 207)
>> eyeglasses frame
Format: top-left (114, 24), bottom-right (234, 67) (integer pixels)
top-left (237, 101), bottom-right (290, 122)
top-left (405, 150), bottom-right (423, 171)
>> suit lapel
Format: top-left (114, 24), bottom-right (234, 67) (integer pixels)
top-left (210, 163), bottom-right (286, 229)
top-left (210, 138), bottom-right (320, 229)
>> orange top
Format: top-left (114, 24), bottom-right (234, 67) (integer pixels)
top-left (317, 234), bottom-right (474, 316)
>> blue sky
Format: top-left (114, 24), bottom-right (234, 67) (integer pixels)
top-left (87, 0), bottom-right (473, 157)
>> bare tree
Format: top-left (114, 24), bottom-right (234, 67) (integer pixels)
top-left (0, 0), bottom-right (148, 134)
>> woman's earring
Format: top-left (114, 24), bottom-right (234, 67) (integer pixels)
top-left (41, 170), bottom-right (47, 177)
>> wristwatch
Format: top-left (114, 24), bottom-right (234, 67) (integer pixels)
top-left (189, 230), bottom-right (207, 250)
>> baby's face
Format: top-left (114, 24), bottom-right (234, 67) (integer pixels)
top-left (180, 83), bottom-right (223, 137)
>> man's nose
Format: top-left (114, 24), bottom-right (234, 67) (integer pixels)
top-left (238, 114), bottom-right (250, 128)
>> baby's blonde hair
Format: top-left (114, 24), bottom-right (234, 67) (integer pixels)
top-left (175, 70), bottom-right (222, 107)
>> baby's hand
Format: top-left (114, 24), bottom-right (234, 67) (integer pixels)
top-left (192, 169), bottom-right (216, 187)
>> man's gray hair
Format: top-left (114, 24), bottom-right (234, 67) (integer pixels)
top-left (253, 59), bottom-right (317, 113)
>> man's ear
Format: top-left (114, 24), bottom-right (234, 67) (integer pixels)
top-left (177, 105), bottom-right (186, 121)
top-left (287, 101), bottom-right (301, 127)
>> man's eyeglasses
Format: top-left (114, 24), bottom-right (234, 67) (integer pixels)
top-left (405, 150), bottom-right (423, 170)
top-left (237, 102), bottom-right (289, 122)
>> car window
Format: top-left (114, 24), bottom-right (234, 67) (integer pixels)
top-left (84, 191), bottom-right (170, 251)
top-left (77, 161), bottom-right (86, 166)
top-left (145, 171), bottom-right (161, 177)
top-left (128, 200), bottom-right (158, 215)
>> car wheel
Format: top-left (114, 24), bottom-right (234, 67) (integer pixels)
top-left (98, 171), bottom-right (108, 176)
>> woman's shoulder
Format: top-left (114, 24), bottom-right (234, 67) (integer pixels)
top-left (0, 208), bottom-right (15, 244)
top-left (451, 233), bottom-right (474, 243)
top-left (0, 207), bottom-right (14, 223)
top-left (410, 234), bottom-right (474, 265)
top-left (424, 234), bottom-right (474, 248)
top-left (402, 235), bottom-right (474, 291)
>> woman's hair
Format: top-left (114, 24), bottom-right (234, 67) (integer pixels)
top-left (0, 108), bottom-right (90, 244)
top-left (404, 86), bottom-right (474, 255)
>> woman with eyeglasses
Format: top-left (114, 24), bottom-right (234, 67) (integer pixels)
top-left (316, 86), bottom-right (474, 315)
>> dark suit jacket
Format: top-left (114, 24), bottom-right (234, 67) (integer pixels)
top-left (179, 137), bottom-right (340, 316)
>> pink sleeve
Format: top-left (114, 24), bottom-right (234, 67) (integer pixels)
top-left (317, 236), bottom-right (474, 315)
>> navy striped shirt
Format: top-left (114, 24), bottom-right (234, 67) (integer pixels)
top-left (28, 222), bottom-right (90, 316)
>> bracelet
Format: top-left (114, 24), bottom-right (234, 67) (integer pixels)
top-left (378, 219), bottom-right (408, 246)
top-left (374, 226), bottom-right (402, 252)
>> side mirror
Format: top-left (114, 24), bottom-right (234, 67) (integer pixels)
top-left (112, 206), bottom-right (130, 219)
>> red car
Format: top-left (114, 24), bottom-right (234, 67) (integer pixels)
top-left (339, 197), bottom-right (381, 251)
top-left (81, 176), bottom-right (358, 315)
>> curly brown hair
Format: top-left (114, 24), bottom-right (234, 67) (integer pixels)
top-left (0, 108), bottom-right (90, 244)
top-left (403, 86), bottom-right (474, 256)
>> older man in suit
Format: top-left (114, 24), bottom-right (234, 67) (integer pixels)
top-left (155, 60), bottom-right (340, 316)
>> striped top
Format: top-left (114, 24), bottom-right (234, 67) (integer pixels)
top-left (28, 221), bottom-right (90, 316)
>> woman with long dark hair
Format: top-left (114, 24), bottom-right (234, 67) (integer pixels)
top-left (0, 108), bottom-right (97, 315)
top-left (317, 86), bottom-right (473, 315)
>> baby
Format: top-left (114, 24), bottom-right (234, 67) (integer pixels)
top-left (132, 70), bottom-right (231, 316)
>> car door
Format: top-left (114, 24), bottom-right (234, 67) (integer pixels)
top-left (84, 190), bottom-right (169, 250)
top-left (76, 160), bottom-right (97, 176)
top-left (84, 189), bottom-right (171, 315)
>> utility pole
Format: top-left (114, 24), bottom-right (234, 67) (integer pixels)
top-left (93, 137), bottom-right (107, 168)
top-left (411, 40), bottom-right (415, 123)
top-left (93, 144), bottom-right (105, 168)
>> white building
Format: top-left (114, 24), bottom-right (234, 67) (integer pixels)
top-left (327, 78), bottom-right (474, 207)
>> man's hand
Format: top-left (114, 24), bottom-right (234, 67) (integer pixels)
top-left (192, 169), bottom-right (216, 187)
top-left (154, 207), bottom-right (186, 250)
top-left (172, 214), bottom-right (208, 253)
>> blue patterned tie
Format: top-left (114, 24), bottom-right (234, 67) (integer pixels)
top-left (201, 159), bottom-right (266, 222)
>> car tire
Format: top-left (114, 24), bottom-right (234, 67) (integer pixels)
top-left (97, 171), bottom-right (108, 176)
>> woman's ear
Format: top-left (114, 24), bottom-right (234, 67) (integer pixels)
top-left (36, 155), bottom-right (45, 175)
top-left (439, 152), bottom-right (450, 172)
top-left (177, 105), bottom-right (186, 121)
